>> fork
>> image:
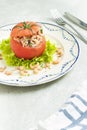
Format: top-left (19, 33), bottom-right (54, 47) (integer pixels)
top-left (50, 9), bottom-right (87, 44)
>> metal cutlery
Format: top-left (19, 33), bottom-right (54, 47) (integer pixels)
top-left (50, 9), bottom-right (87, 44)
top-left (64, 12), bottom-right (87, 30)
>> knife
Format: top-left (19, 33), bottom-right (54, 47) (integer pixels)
top-left (64, 12), bottom-right (87, 30)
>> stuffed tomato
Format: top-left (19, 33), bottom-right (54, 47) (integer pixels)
top-left (10, 21), bottom-right (46, 59)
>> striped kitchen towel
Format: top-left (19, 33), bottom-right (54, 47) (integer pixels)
top-left (37, 81), bottom-right (87, 130)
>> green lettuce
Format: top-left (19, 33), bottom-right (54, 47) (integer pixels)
top-left (0, 38), bottom-right (57, 69)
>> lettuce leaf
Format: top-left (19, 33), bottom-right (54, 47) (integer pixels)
top-left (0, 38), bottom-right (57, 69)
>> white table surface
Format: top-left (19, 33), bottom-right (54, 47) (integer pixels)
top-left (0, 0), bottom-right (87, 130)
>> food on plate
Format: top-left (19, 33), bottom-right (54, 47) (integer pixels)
top-left (0, 67), bottom-right (6, 72)
top-left (0, 21), bottom-right (64, 76)
top-left (10, 21), bottom-right (46, 59)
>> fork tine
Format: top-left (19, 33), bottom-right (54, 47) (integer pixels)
top-left (50, 9), bottom-right (65, 25)
top-left (50, 9), bottom-right (87, 43)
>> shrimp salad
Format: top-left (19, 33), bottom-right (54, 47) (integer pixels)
top-left (0, 21), bottom-right (64, 76)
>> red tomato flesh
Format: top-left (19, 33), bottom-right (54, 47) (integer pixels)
top-left (10, 21), bottom-right (46, 59)
top-left (10, 37), bottom-right (46, 59)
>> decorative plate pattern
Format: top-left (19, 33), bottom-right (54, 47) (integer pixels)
top-left (0, 22), bottom-right (80, 87)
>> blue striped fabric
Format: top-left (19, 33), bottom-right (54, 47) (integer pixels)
top-left (38, 84), bottom-right (87, 130)
top-left (60, 94), bottom-right (87, 130)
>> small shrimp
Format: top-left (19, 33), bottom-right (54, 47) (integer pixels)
top-left (30, 62), bottom-right (40, 70)
top-left (30, 64), bottom-right (35, 69)
top-left (0, 67), bottom-right (6, 72)
top-left (33, 68), bottom-right (39, 74)
top-left (52, 58), bottom-right (61, 64)
top-left (45, 63), bottom-right (50, 68)
top-left (16, 66), bottom-right (25, 71)
top-left (57, 48), bottom-right (64, 56)
top-left (19, 70), bottom-right (28, 76)
top-left (4, 71), bottom-right (12, 75)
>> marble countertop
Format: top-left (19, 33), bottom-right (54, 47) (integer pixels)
top-left (0, 0), bottom-right (87, 129)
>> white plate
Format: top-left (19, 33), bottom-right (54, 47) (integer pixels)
top-left (0, 22), bottom-right (80, 87)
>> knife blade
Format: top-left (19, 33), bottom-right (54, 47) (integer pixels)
top-left (64, 12), bottom-right (87, 30)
